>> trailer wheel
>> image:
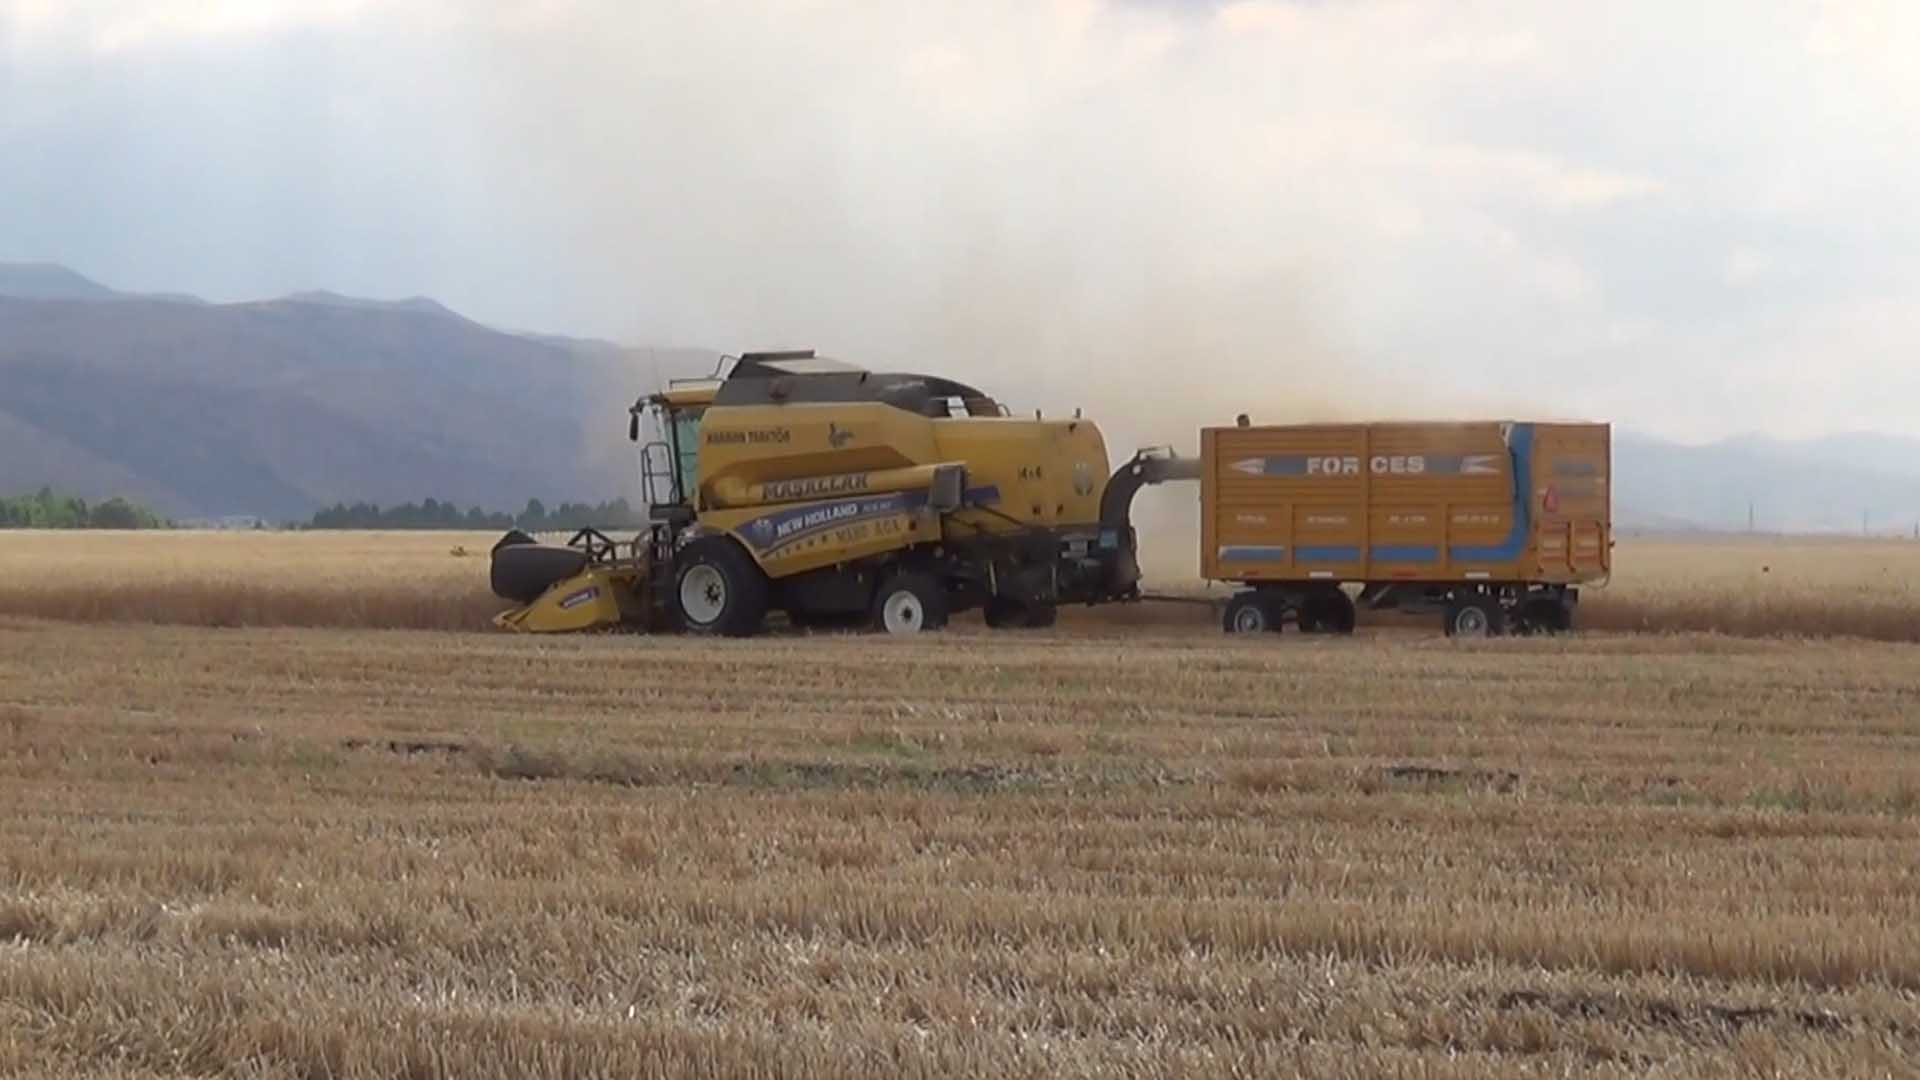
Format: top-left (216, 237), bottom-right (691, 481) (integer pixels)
top-left (1300, 588), bottom-right (1356, 635)
top-left (1443, 596), bottom-right (1506, 639)
top-left (1223, 591), bottom-right (1280, 634)
top-left (1515, 594), bottom-right (1572, 635)
top-left (871, 571), bottom-right (949, 634)
top-left (671, 537), bottom-right (769, 637)
top-left (984, 596), bottom-right (1055, 629)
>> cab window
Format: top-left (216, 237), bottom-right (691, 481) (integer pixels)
top-left (671, 408), bottom-right (703, 503)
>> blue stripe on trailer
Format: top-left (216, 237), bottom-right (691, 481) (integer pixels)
top-left (1448, 422), bottom-right (1533, 563)
top-left (1295, 545), bottom-right (1361, 561)
top-left (1217, 545), bottom-right (1287, 561)
top-left (1371, 544), bottom-right (1439, 561)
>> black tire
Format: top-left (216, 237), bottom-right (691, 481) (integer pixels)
top-left (491, 528), bottom-right (537, 553)
top-left (871, 571), bottom-right (949, 634)
top-left (1300, 588), bottom-right (1357, 635)
top-left (1515, 594), bottom-right (1572, 635)
top-left (984, 596), bottom-right (1054, 630)
top-left (1443, 595), bottom-right (1506, 639)
top-left (1223, 591), bottom-right (1280, 634)
top-left (671, 537), bottom-right (769, 637)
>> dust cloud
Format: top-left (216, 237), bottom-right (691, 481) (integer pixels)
top-left (434, 0), bottom-right (1592, 577)
top-left (428, 0), bottom-right (1584, 461)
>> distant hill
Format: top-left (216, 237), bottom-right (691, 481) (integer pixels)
top-left (1615, 432), bottom-right (1920, 535)
top-left (281, 290), bottom-right (469, 322)
top-left (0, 263), bottom-right (127, 302)
top-left (0, 264), bottom-right (715, 520)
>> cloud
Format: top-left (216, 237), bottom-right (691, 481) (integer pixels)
top-left (6, 0), bottom-right (384, 54)
top-left (2, 0), bottom-right (1918, 443)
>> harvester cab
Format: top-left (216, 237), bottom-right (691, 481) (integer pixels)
top-left (488, 349), bottom-right (1196, 635)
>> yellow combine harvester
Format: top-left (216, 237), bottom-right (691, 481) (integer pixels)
top-left (491, 350), bottom-right (1195, 635)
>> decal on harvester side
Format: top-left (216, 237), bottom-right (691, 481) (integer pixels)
top-left (1230, 454), bottom-right (1503, 477)
top-left (744, 493), bottom-right (912, 554)
top-left (706, 427), bottom-right (792, 445)
top-left (558, 586), bottom-right (601, 610)
top-left (738, 486), bottom-right (1001, 555)
top-left (762, 473), bottom-right (872, 501)
top-left (828, 423), bottom-right (854, 448)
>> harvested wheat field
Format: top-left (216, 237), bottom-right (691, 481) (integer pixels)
top-left (2, 631), bottom-right (1919, 1074)
top-left (1, 532), bottom-right (1919, 1077)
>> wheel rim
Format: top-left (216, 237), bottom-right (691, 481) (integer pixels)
top-left (881, 590), bottom-right (924, 633)
top-left (1453, 606), bottom-right (1488, 637)
top-left (679, 564), bottom-right (727, 625)
top-left (1233, 605), bottom-right (1267, 633)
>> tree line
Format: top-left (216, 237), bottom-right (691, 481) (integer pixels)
top-left (0, 488), bottom-right (169, 529)
top-left (3, 488), bottom-right (642, 531)
top-left (306, 497), bottom-right (645, 531)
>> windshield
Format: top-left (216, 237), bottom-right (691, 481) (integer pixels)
top-left (671, 408), bottom-right (702, 503)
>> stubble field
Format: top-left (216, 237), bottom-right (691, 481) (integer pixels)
top-left (1, 531), bottom-right (1918, 1077)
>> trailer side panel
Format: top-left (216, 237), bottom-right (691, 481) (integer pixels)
top-left (1200, 420), bottom-right (1609, 587)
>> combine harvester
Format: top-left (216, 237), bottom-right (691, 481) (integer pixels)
top-left (491, 350), bottom-right (1196, 636)
top-left (491, 351), bottom-right (1611, 638)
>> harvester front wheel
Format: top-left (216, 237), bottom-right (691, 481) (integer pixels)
top-left (672, 537), bottom-right (769, 637)
top-left (871, 571), bottom-right (949, 635)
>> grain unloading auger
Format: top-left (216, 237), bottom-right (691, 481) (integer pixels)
top-left (489, 350), bottom-right (1198, 635)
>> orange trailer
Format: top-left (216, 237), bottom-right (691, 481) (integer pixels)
top-left (1199, 420), bottom-right (1610, 636)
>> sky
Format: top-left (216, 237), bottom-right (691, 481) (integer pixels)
top-left (3, 0), bottom-right (1919, 449)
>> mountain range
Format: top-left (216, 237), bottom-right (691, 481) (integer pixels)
top-left (2, 263), bottom-right (1916, 533)
top-left (0, 264), bottom-right (713, 521)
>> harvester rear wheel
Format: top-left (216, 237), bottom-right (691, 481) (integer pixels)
top-left (1223, 591), bottom-right (1280, 634)
top-left (871, 571), bottom-right (949, 634)
top-left (671, 537), bottom-right (769, 637)
top-left (1443, 596), bottom-right (1505, 639)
